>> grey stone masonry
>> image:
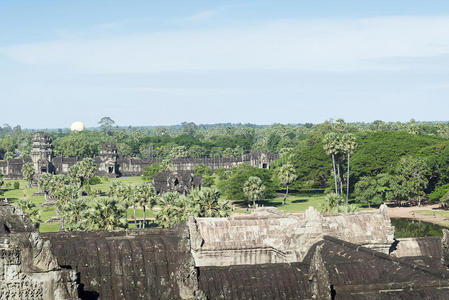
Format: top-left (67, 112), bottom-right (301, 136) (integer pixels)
top-left (188, 205), bottom-right (395, 267)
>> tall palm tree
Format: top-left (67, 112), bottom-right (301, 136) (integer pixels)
top-left (323, 132), bottom-right (339, 194)
top-left (21, 162), bottom-right (35, 188)
top-left (342, 133), bottom-right (357, 205)
top-left (109, 182), bottom-right (133, 228)
top-left (135, 183), bottom-right (157, 228)
top-left (63, 197), bottom-right (88, 231)
top-left (243, 176), bottom-right (265, 207)
top-left (278, 163), bottom-right (297, 205)
top-left (85, 197), bottom-right (126, 230)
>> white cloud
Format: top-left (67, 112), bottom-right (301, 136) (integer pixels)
top-left (2, 16), bottom-right (449, 73)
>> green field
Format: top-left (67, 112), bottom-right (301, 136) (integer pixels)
top-left (1, 177), bottom-right (158, 232)
top-left (1, 177), bottom-right (328, 232)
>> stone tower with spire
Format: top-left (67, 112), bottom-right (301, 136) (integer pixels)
top-left (30, 133), bottom-right (54, 176)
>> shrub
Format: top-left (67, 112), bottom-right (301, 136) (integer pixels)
top-left (101, 176), bottom-right (109, 183)
top-left (13, 181), bottom-right (20, 190)
top-left (429, 184), bottom-right (449, 203)
top-left (89, 176), bottom-right (101, 185)
top-left (142, 163), bottom-right (163, 181)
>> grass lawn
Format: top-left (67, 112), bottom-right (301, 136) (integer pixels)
top-left (232, 190), bottom-right (327, 213)
top-left (416, 210), bottom-right (449, 217)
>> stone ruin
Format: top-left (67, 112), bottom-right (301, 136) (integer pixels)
top-left (188, 206), bottom-right (395, 267)
top-left (0, 203), bottom-right (78, 300)
top-left (2, 203), bottom-right (449, 299)
top-left (0, 133), bottom-right (278, 180)
top-left (153, 171), bottom-right (202, 195)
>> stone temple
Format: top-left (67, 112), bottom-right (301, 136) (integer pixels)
top-left (1, 202), bottom-right (449, 299)
top-left (0, 133), bottom-right (278, 180)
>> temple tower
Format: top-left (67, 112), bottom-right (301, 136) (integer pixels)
top-left (98, 142), bottom-right (118, 177)
top-left (30, 133), bottom-right (54, 176)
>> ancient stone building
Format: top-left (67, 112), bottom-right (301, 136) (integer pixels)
top-left (188, 206), bottom-right (395, 267)
top-left (0, 203), bottom-right (79, 300)
top-left (0, 133), bottom-right (278, 180)
top-left (2, 203), bottom-right (449, 299)
top-left (153, 171), bottom-right (202, 195)
top-left (30, 133), bottom-right (55, 176)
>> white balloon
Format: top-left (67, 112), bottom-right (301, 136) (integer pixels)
top-left (71, 121), bottom-right (85, 132)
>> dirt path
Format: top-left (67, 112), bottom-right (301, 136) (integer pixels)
top-left (384, 204), bottom-right (449, 227)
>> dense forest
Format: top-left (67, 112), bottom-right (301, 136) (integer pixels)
top-left (2, 119), bottom-right (449, 206)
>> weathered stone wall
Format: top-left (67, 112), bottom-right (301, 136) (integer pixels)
top-left (0, 204), bottom-right (79, 300)
top-left (188, 206), bottom-right (395, 267)
top-left (391, 237), bottom-right (442, 258)
top-left (0, 157), bottom-right (32, 179)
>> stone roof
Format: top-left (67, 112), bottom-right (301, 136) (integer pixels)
top-left (42, 227), bottom-right (201, 300)
top-left (302, 236), bottom-right (449, 299)
top-left (189, 206), bottom-right (394, 267)
top-left (2, 201), bottom-right (448, 299)
top-left (392, 237), bottom-right (441, 258)
top-left (198, 263), bottom-right (311, 300)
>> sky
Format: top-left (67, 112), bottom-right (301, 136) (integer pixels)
top-left (2, 1), bottom-right (449, 128)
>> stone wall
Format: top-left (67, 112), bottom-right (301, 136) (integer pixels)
top-left (188, 206), bottom-right (395, 267)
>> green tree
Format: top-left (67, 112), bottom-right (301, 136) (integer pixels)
top-left (391, 156), bottom-right (429, 206)
top-left (217, 164), bottom-right (276, 201)
top-left (16, 198), bottom-right (41, 227)
top-left (109, 182), bottom-right (134, 227)
top-left (98, 116), bottom-right (115, 134)
top-left (277, 163), bottom-right (297, 205)
top-left (155, 188), bottom-right (231, 228)
top-left (135, 183), bottom-right (157, 228)
top-left (193, 164), bottom-right (214, 187)
top-left (62, 197), bottom-right (88, 231)
top-left (323, 132), bottom-right (341, 194)
top-left (53, 184), bottom-right (78, 230)
top-left (354, 173), bottom-right (395, 208)
top-left (142, 163), bottom-right (163, 181)
top-left (156, 192), bottom-right (182, 228)
top-left (53, 133), bottom-right (99, 159)
top-left (22, 162), bottom-right (35, 187)
top-left (190, 187), bottom-right (231, 217)
top-left (243, 176), bottom-right (265, 206)
top-left (342, 133), bottom-right (357, 204)
top-left (84, 197), bottom-right (126, 230)
top-left (319, 193), bottom-right (358, 213)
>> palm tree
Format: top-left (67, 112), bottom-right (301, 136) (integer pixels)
top-left (63, 197), bottom-right (88, 231)
top-left (16, 198), bottom-right (41, 227)
top-left (342, 133), bottom-right (357, 205)
top-left (156, 192), bottom-right (181, 228)
top-left (323, 132), bottom-right (339, 194)
top-left (135, 183), bottom-right (157, 228)
top-left (85, 197), bottom-right (126, 230)
top-left (109, 182), bottom-right (133, 227)
top-left (243, 176), bottom-right (265, 207)
top-left (278, 163), bottom-right (297, 205)
top-left (21, 162), bottom-right (35, 188)
top-left (53, 184), bottom-right (78, 231)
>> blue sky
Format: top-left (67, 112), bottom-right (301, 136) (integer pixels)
top-left (2, 1), bottom-right (449, 128)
